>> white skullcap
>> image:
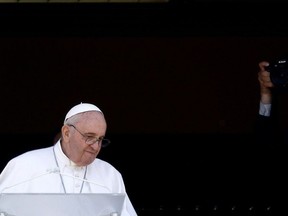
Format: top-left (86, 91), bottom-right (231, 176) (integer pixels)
top-left (64, 102), bottom-right (102, 123)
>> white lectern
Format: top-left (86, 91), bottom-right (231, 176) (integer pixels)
top-left (0, 193), bottom-right (125, 216)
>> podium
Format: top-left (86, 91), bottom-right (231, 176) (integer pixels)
top-left (0, 193), bottom-right (125, 216)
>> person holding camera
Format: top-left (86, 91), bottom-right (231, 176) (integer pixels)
top-left (257, 58), bottom-right (288, 132)
top-left (257, 60), bottom-right (287, 212)
top-left (256, 60), bottom-right (283, 143)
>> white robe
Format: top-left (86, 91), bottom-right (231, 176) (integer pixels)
top-left (0, 141), bottom-right (137, 216)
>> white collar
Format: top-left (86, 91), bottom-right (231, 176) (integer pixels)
top-left (54, 140), bottom-right (82, 168)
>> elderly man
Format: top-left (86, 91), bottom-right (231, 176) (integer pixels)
top-left (0, 102), bottom-right (137, 216)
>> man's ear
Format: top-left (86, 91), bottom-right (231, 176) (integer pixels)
top-left (61, 125), bottom-right (71, 141)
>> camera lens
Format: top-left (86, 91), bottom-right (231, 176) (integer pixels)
top-left (267, 56), bottom-right (288, 89)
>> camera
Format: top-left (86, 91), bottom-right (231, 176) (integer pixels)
top-left (266, 56), bottom-right (288, 89)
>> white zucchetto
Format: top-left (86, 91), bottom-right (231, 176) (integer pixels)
top-left (64, 102), bottom-right (102, 123)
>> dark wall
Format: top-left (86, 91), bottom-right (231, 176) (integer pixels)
top-left (2, 37), bottom-right (288, 135)
top-left (1, 1), bottom-right (288, 134)
top-left (0, 1), bottom-right (287, 215)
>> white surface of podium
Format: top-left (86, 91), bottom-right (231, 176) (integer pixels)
top-left (0, 193), bottom-right (125, 216)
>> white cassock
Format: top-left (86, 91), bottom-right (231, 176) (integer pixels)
top-left (0, 140), bottom-right (137, 216)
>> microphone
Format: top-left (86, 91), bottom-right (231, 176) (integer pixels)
top-left (52, 169), bottom-right (112, 192)
top-left (1, 168), bottom-right (111, 193)
top-left (0, 168), bottom-right (60, 193)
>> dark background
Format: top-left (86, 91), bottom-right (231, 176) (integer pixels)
top-left (0, 1), bottom-right (288, 215)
